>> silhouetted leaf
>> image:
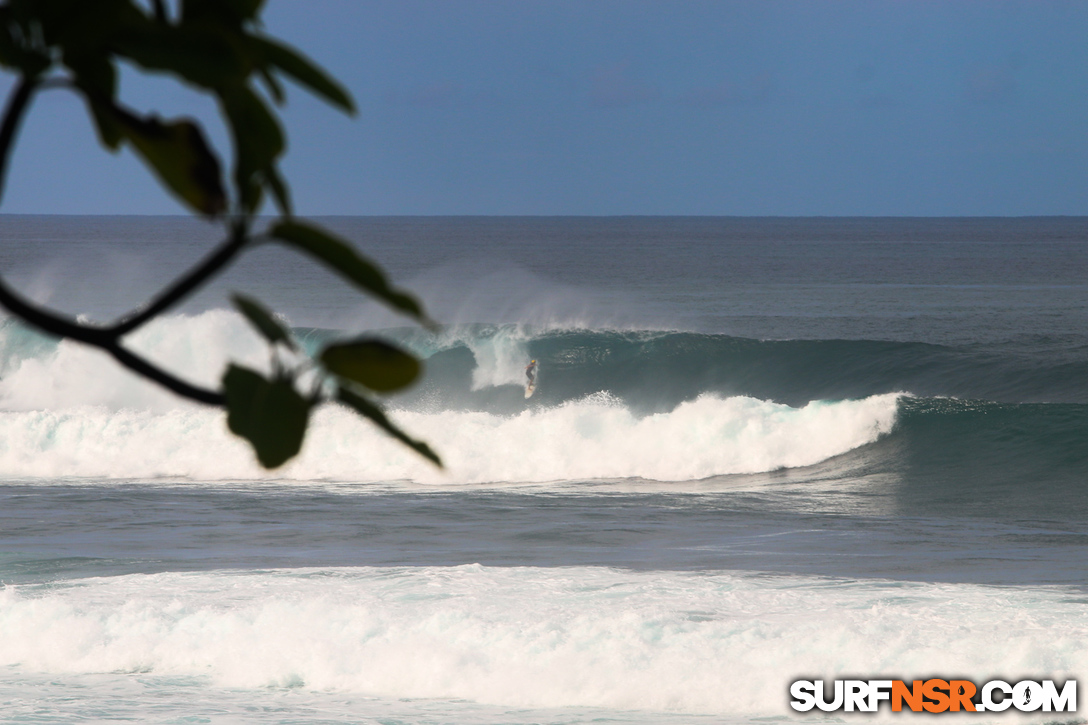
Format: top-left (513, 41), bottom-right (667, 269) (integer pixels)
top-left (182, 0), bottom-right (265, 27)
top-left (88, 100), bottom-right (226, 216)
top-left (321, 338), bottom-right (419, 392)
top-left (231, 293), bottom-right (295, 350)
top-left (337, 385), bottom-right (442, 467)
top-left (0, 12), bottom-right (16, 70)
top-left (45, 0), bottom-right (142, 66)
top-left (264, 165), bottom-right (291, 215)
top-left (269, 220), bottom-right (434, 327)
top-left (256, 36), bottom-right (354, 114)
top-left (67, 53), bottom-right (117, 100)
top-left (115, 23), bottom-right (248, 89)
top-left (84, 96), bottom-right (125, 149)
top-left (219, 82), bottom-right (284, 213)
top-left (223, 364), bottom-right (310, 468)
top-left (258, 66), bottom-right (285, 105)
top-left (0, 9), bottom-right (54, 76)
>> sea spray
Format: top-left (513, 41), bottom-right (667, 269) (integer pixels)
top-left (453, 324), bottom-right (532, 390)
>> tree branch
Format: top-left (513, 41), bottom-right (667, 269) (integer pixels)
top-left (0, 73), bottom-right (237, 408)
top-left (0, 275), bottom-right (225, 406)
top-left (0, 276), bottom-right (111, 346)
top-left (106, 342), bottom-right (226, 405)
top-left (109, 221), bottom-right (251, 336)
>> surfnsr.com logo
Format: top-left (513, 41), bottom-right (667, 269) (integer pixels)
top-left (790, 679), bottom-right (1077, 713)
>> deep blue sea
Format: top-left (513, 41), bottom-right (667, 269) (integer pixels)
top-left (0, 216), bottom-right (1086, 723)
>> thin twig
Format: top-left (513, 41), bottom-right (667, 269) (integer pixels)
top-left (0, 276), bottom-right (111, 345)
top-left (0, 276), bottom-right (225, 406)
top-left (109, 220), bottom-right (250, 336)
top-left (0, 76), bottom-right (232, 407)
top-left (106, 342), bottom-right (225, 405)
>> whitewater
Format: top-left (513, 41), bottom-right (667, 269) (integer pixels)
top-left (0, 316), bottom-right (899, 482)
top-left (0, 216), bottom-right (1086, 723)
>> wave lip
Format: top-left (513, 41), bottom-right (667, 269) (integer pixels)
top-left (406, 325), bottom-right (1088, 411)
top-left (403, 392), bottom-right (900, 483)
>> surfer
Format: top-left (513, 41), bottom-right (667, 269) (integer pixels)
top-left (525, 359), bottom-right (537, 387)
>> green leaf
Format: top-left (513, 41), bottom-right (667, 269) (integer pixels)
top-left (182, 0), bottom-right (266, 27)
top-left (258, 66), bottom-right (285, 105)
top-left (337, 386), bottom-right (442, 467)
top-left (0, 11), bottom-right (51, 76)
top-left (231, 293), bottom-right (295, 350)
top-left (84, 96), bottom-right (125, 149)
top-left (264, 165), bottom-right (292, 216)
top-left (90, 100), bottom-right (226, 216)
top-left (66, 53), bottom-right (117, 100)
top-left (256, 36), bottom-right (354, 114)
top-left (0, 16), bottom-right (16, 70)
top-left (269, 220), bottom-right (434, 328)
top-left (321, 338), bottom-right (419, 393)
top-left (115, 24), bottom-right (248, 89)
top-left (219, 82), bottom-right (284, 213)
top-left (223, 364), bottom-right (310, 468)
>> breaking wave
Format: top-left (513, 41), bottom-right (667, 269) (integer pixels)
top-left (1, 314), bottom-right (1084, 489)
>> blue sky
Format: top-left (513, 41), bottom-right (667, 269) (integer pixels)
top-left (2, 0), bottom-right (1086, 215)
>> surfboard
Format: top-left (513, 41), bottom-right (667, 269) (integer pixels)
top-left (525, 362), bottom-right (538, 398)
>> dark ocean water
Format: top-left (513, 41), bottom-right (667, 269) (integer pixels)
top-left (0, 216), bottom-right (1085, 723)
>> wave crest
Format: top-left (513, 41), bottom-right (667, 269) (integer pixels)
top-left (0, 392), bottom-right (899, 483)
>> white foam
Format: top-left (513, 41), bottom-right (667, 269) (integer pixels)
top-left (0, 309), bottom-right (269, 413)
top-left (438, 324), bottom-right (531, 390)
top-left (0, 392), bottom-right (898, 483)
top-left (0, 311), bottom-right (898, 483)
top-left (0, 566), bottom-right (1082, 717)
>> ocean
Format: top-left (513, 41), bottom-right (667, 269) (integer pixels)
top-left (0, 215), bottom-right (1085, 723)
